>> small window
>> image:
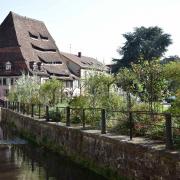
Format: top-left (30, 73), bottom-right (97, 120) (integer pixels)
top-left (11, 78), bottom-right (14, 85)
top-left (40, 33), bottom-right (48, 40)
top-left (3, 78), bottom-right (7, 86)
top-left (5, 61), bottom-right (11, 71)
top-left (0, 79), bottom-right (2, 85)
top-left (66, 81), bottom-right (73, 88)
top-left (33, 62), bottom-right (38, 71)
top-left (81, 61), bottom-right (86, 65)
top-left (84, 71), bottom-right (87, 78)
top-left (4, 89), bottom-right (9, 96)
top-left (29, 32), bottom-right (38, 39)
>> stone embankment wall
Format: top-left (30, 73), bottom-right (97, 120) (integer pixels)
top-left (1, 108), bottom-right (180, 180)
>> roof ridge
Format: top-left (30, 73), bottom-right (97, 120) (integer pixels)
top-left (61, 51), bottom-right (97, 60)
top-left (9, 11), bottom-right (44, 24)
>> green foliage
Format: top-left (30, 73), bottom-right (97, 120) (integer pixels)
top-left (164, 61), bottom-right (180, 94)
top-left (8, 74), bottom-right (40, 103)
top-left (84, 73), bottom-right (124, 110)
top-left (164, 62), bottom-right (180, 115)
top-left (168, 90), bottom-right (180, 115)
top-left (113, 26), bottom-right (172, 72)
top-left (132, 61), bottom-right (168, 104)
top-left (70, 95), bottom-right (89, 108)
top-left (116, 68), bottom-right (138, 93)
top-left (40, 78), bottom-right (65, 106)
top-left (49, 107), bottom-right (61, 122)
top-left (115, 61), bottom-right (168, 112)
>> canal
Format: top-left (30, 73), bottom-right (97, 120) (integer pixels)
top-left (0, 123), bottom-right (107, 180)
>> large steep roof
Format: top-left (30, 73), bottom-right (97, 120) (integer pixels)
top-left (0, 11), bottom-right (75, 79)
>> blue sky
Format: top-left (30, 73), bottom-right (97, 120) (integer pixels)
top-left (1, 0), bottom-right (180, 63)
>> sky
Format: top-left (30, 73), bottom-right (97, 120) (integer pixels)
top-left (0, 0), bottom-right (180, 64)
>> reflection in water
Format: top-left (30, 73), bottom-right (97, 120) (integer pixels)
top-left (0, 124), bottom-right (107, 180)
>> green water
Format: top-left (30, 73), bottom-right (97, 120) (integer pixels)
top-left (0, 124), bottom-right (107, 180)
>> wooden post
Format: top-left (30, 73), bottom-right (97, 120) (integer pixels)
top-left (101, 109), bottom-right (106, 134)
top-left (66, 106), bottom-right (70, 126)
top-left (165, 113), bottom-right (173, 149)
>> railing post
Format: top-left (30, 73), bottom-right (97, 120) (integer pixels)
top-left (17, 102), bottom-right (20, 112)
top-left (101, 109), bottom-right (106, 134)
top-left (38, 104), bottom-right (41, 119)
top-left (165, 113), bottom-right (173, 149)
top-left (15, 102), bottom-right (17, 111)
top-left (66, 106), bottom-right (70, 126)
top-left (31, 104), bottom-right (34, 117)
top-left (27, 104), bottom-right (29, 115)
top-left (46, 105), bottom-right (49, 122)
top-left (129, 111), bottom-right (133, 140)
top-left (14, 102), bottom-right (16, 111)
top-left (82, 109), bottom-right (85, 129)
top-left (56, 107), bottom-right (59, 122)
top-left (21, 103), bottom-right (25, 114)
top-left (12, 102), bottom-right (14, 110)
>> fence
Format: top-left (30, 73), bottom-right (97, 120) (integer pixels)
top-left (2, 101), bottom-right (180, 150)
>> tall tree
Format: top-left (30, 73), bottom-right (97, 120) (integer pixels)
top-left (113, 26), bottom-right (172, 72)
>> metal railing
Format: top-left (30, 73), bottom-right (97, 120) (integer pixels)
top-left (3, 101), bottom-right (180, 150)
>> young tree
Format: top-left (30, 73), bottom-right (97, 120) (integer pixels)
top-left (164, 61), bottom-right (180, 94)
top-left (132, 61), bottom-right (168, 112)
top-left (116, 61), bottom-right (168, 112)
top-left (8, 74), bottom-right (40, 103)
top-left (40, 78), bottom-right (64, 106)
top-left (116, 68), bottom-right (138, 111)
top-left (82, 72), bottom-right (124, 110)
top-left (164, 62), bottom-right (180, 115)
top-left (113, 26), bottom-right (172, 72)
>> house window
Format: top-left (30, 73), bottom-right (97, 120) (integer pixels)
top-left (84, 71), bottom-right (87, 79)
top-left (3, 78), bottom-right (7, 86)
top-left (4, 89), bottom-right (9, 96)
top-left (66, 81), bottom-right (73, 88)
top-left (33, 62), bottom-right (38, 71)
top-left (11, 78), bottom-right (14, 85)
top-left (0, 78), bottom-right (2, 85)
top-left (5, 61), bottom-right (11, 71)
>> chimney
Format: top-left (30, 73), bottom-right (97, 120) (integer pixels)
top-left (78, 52), bottom-right (81, 58)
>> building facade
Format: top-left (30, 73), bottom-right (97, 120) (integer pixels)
top-left (61, 52), bottom-right (109, 96)
top-left (0, 12), bottom-right (108, 99)
top-left (0, 12), bottom-right (76, 100)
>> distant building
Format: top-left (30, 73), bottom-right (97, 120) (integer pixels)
top-left (0, 12), bottom-right (76, 99)
top-left (61, 52), bottom-right (109, 96)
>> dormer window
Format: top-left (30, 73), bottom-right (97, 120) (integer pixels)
top-left (33, 62), bottom-right (38, 71)
top-left (5, 61), bottom-right (11, 71)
